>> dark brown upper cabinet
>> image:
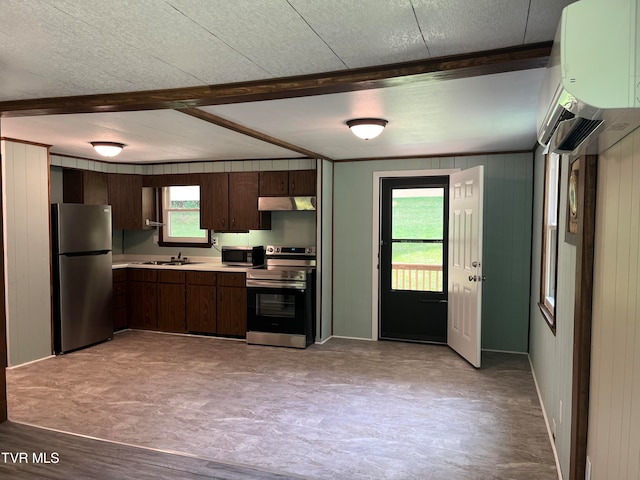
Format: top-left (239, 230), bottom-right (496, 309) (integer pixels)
top-left (229, 172), bottom-right (270, 231)
top-left (259, 169), bottom-right (316, 196)
top-left (259, 171), bottom-right (288, 196)
top-left (200, 173), bottom-right (230, 231)
top-left (108, 174), bottom-right (155, 230)
top-left (63, 169), bottom-right (109, 205)
top-left (200, 172), bottom-right (270, 232)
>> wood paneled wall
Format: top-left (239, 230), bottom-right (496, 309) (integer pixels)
top-left (529, 150), bottom-right (577, 479)
top-left (0, 141), bottom-right (6, 422)
top-left (318, 160), bottom-right (333, 341)
top-left (588, 126), bottom-right (640, 480)
top-left (3, 140), bottom-right (52, 366)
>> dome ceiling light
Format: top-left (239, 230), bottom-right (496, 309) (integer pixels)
top-left (346, 118), bottom-right (388, 140)
top-left (91, 141), bottom-right (125, 157)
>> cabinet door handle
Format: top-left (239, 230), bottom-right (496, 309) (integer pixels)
top-left (291, 182), bottom-right (295, 192)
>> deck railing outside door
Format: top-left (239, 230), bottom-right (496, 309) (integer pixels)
top-left (391, 263), bottom-right (443, 292)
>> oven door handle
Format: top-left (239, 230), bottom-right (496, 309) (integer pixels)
top-left (246, 279), bottom-right (307, 290)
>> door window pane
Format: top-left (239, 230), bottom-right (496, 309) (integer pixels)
top-left (392, 244), bottom-right (443, 292)
top-left (391, 187), bottom-right (444, 292)
top-left (392, 188), bottom-right (444, 240)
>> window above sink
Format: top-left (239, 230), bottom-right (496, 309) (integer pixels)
top-left (159, 185), bottom-right (212, 248)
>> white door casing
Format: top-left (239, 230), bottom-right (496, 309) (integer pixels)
top-left (371, 168), bottom-right (459, 341)
top-left (448, 166), bottom-right (484, 368)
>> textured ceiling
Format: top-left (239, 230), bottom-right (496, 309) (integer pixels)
top-left (0, 0), bottom-right (576, 162)
top-left (204, 68), bottom-right (547, 160)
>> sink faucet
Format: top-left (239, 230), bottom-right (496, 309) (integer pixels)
top-left (177, 251), bottom-right (182, 260)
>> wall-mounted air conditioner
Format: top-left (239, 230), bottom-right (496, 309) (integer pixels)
top-left (537, 0), bottom-right (640, 155)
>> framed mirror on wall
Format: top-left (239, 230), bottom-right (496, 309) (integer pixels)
top-left (566, 158), bottom-right (579, 245)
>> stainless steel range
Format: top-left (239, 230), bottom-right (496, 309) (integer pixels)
top-left (246, 245), bottom-right (316, 348)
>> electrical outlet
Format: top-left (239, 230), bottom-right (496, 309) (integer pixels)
top-left (551, 418), bottom-right (557, 439)
top-left (585, 456), bottom-right (592, 480)
top-left (153, 235), bottom-right (158, 245)
top-left (211, 237), bottom-right (218, 246)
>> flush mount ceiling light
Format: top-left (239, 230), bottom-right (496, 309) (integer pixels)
top-left (91, 141), bottom-right (125, 157)
top-left (346, 118), bottom-right (388, 140)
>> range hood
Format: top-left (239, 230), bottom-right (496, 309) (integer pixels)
top-left (258, 196), bottom-right (316, 211)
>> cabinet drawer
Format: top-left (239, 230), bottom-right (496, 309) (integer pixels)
top-left (113, 269), bottom-right (127, 283)
top-left (186, 271), bottom-right (217, 286)
top-left (218, 272), bottom-right (246, 287)
top-left (157, 270), bottom-right (186, 284)
top-left (128, 269), bottom-right (158, 283)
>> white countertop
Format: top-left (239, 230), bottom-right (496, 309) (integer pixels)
top-left (112, 255), bottom-right (249, 273)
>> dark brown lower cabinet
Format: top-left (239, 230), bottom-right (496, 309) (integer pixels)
top-left (113, 269), bottom-right (128, 331)
top-left (128, 282), bottom-right (157, 329)
top-left (217, 273), bottom-right (247, 337)
top-left (128, 269), bottom-right (158, 330)
top-left (157, 271), bottom-right (186, 333)
top-left (186, 272), bottom-right (217, 334)
top-left (123, 268), bottom-right (246, 338)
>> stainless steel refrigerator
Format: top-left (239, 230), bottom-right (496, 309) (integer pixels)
top-left (51, 203), bottom-right (113, 354)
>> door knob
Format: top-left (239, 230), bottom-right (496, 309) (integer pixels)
top-left (472, 261), bottom-right (480, 268)
top-left (469, 275), bottom-right (477, 282)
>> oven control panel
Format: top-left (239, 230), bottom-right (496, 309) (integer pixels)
top-left (266, 245), bottom-right (316, 255)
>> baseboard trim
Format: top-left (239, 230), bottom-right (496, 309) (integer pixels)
top-left (482, 348), bottom-right (527, 355)
top-left (127, 329), bottom-right (246, 342)
top-left (528, 354), bottom-right (564, 480)
top-left (330, 335), bottom-right (375, 341)
top-left (7, 355), bottom-right (55, 369)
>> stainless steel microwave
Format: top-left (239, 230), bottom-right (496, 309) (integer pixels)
top-left (221, 246), bottom-right (265, 266)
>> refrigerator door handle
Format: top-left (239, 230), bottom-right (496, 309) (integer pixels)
top-left (62, 250), bottom-right (111, 257)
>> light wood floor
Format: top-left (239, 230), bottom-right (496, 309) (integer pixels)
top-left (6, 330), bottom-right (557, 479)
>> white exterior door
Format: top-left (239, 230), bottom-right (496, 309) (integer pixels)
top-left (447, 166), bottom-right (484, 368)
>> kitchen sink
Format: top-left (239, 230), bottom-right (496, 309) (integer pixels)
top-left (137, 260), bottom-right (204, 266)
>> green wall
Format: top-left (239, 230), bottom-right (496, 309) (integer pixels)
top-left (333, 153), bottom-right (533, 352)
top-left (123, 211), bottom-right (316, 257)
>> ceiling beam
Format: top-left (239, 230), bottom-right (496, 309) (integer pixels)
top-left (178, 108), bottom-right (332, 161)
top-left (0, 42), bottom-right (552, 118)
